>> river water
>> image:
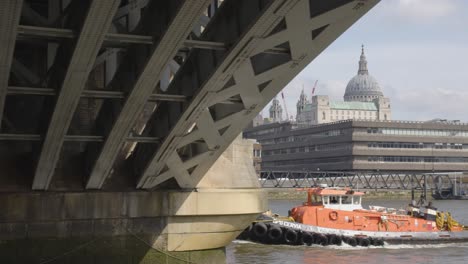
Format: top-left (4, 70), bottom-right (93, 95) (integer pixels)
top-left (226, 198), bottom-right (468, 264)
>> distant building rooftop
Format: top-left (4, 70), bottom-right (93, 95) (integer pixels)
top-left (329, 101), bottom-right (378, 111)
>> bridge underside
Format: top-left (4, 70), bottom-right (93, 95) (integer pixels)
top-left (0, 0), bottom-right (378, 192)
top-left (0, 0), bottom-right (379, 261)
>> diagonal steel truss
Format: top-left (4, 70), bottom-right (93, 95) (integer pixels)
top-left (0, 0), bottom-right (23, 129)
top-left (136, 0), bottom-right (380, 189)
top-left (0, 0), bottom-right (381, 191)
top-left (85, 0), bottom-right (212, 189)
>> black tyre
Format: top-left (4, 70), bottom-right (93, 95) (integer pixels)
top-left (311, 233), bottom-right (320, 244)
top-left (334, 235), bottom-right (343, 246)
top-left (267, 225), bottom-right (283, 243)
top-left (327, 234), bottom-right (337, 245)
top-left (347, 237), bottom-right (357, 247)
top-left (284, 228), bottom-right (298, 245)
top-left (300, 232), bottom-right (314, 246)
top-left (318, 234), bottom-right (328, 246)
top-left (341, 236), bottom-right (349, 244)
top-left (358, 238), bottom-right (370, 247)
top-left (374, 238), bottom-right (384, 246)
top-left (236, 229), bottom-right (249, 240)
top-left (252, 222), bottom-right (268, 240)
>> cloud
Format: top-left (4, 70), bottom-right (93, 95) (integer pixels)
top-left (391, 87), bottom-right (468, 121)
top-left (262, 1), bottom-right (468, 123)
top-left (389, 0), bottom-right (458, 20)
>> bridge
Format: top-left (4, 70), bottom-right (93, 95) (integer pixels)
top-left (259, 170), bottom-right (466, 191)
top-left (0, 0), bottom-right (379, 262)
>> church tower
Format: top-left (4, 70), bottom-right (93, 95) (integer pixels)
top-left (269, 96), bottom-right (283, 123)
top-left (296, 89), bottom-right (308, 117)
top-left (296, 88), bottom-right (308, 122)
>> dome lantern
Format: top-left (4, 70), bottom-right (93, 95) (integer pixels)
top-left (358, 44), bottom-right (368, 75)
top-left (344, 45), bottom-right (383, 102)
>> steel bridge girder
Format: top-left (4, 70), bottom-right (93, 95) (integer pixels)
top-left (138, 0), bottom-right (380, 189)
top-left (32, 0), bottom-right (121, 190)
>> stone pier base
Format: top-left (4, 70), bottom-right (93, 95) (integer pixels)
top-left (0, 189), bottom-right (265, 263)
top-left (0, 136), bottom-right (266, 263)
top-left (0, 236), bottom-right (226, 264)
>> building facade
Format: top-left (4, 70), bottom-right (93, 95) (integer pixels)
top-left (269, 96), bottom-right (283, 123)
top-left (244, 120), bottom-right (468, 172)
top-left (297, 46), bottom-right (391, 126)
top-left (253, 142), bottom-right (262, 175)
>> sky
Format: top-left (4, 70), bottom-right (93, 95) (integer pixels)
top-left (264, 0), bottom-right (468, 122)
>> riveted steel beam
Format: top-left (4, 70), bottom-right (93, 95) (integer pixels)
top-left (0, 133), bottom-right (159, 143)
top-left (136, 0), bottom-right (380, 189)
top-left (0, 0), bottom-right (23, 127)
top-left (136, 0), bottom-right (298, 189)
top-left (33, 0), bottom-right (121, 190)
top-left (85, 0), bottom-right (212, 189)
top-left (17, 25), bottom-right (228, 51)
top-left (7, 86), bottom-right (188, 102)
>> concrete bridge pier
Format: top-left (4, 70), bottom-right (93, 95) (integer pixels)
top-left (0, 0), bottom-right (380, 262)
top-left (0, 137), bottom-right (267, 263)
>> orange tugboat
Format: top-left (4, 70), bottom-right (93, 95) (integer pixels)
top-left (240, 186), bottom-right (468, 247)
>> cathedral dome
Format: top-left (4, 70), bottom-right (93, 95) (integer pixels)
top-left (344, 46), bottom-right (383, 102)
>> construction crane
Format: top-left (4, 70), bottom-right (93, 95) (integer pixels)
top-left (311, 80), bottom-right (318, 98)
top-left (280, 92), bottom-right (289, 121)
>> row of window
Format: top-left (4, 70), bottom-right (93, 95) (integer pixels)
top-left (259, 129), bottom-right (347, 145)
top-left (366, 156), bottom-right (468, 163)
top-left (367, 128), bottom-right (468, 137)
top-left (323, 112), bottom-right (388, 121)
top-left (331, 110), bottom-right (376, 116)
top-left (262, 157), bottom-right (350, 167)
top-left (244, 126), bottom-right (287, 137)
top-left (331, 116), bottom-right (375, 121)
top-left (347, 95), bottom-right (380, 101)
top-left (262, 143), bottom-right (351, 156)
top-left (293, 129), bottom-right (346, 141)
top-left (367, 142), bottom-right (467, 150)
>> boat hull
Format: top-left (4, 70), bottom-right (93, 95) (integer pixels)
top-left (273, 220), bottom-right (468, 244)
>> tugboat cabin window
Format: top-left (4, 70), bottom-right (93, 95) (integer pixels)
top-left (353, 196), bottom-right (362, 205)
top-left (340, 196), bottom-right (352, 204)
top-left (322, 196), bottom-right (330, 205)
top-left (312, 195), bottom-right (322, 203)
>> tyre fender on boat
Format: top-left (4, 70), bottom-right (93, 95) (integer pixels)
top-left (347, 237), bottom-right (357, 247)
top-left (318, 234), bottom-right (328, 246)
top-left (283, 228), bottom-right (298, 244)
top-left (311, 233), bottom-right (320, 245)
top-left (341, 236), bottom-right (348, 244)
top-left (329, 211), bottom-right (338, 221)
top-left (327, 234), bottom-right (337, 245)
top-left (334, 235), bottom-right (343, 246)
top-left (357, 237), bottom-right (370, 247)
top-left (237, 228), bottom-right (249, 240)
top-left (300, 232), bottom-right (313, 246)
top-left (252, 222), bottom-right (268, 239)
top-left (267, 225), bottom-right (283, 243)
top-left (373, 238), bottom-right (384, 246)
